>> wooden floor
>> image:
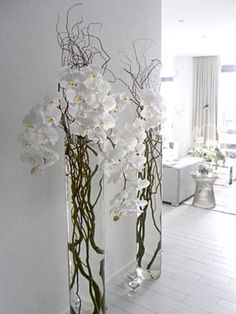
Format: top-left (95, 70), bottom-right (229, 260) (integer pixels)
top-left (107, 199), bottom-right (236, 313)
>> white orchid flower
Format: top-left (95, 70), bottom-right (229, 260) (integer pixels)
top-left (20, 145), bottom-right (59, 175)
top-left (65, 88), bottom-right (78, 103)
top-left (18, 131), bottom-right (39, 149)
top-left (68, 103), bottom-right (80, 118)
top-left (116, 92), bottom-right (131, 112)
top-left (89, 128), bottom-right (107, 143)
top-left (42, 105), bottom-right (61, 126)
top-left (108, 147), bottom-right (127, 163)
top-left (133, 128), bottom-right (146, 142)
top-left (132, 118), bottom-right (146, 130)
top-left (99, 112), bottom-right (116, 131)
top-left (126, 153), bottom-right (146, 170)
top-left (121, 206), bottom-right (143, 216)
top-left (70, 121), bottom-right (87, 137)
top-left (20, 150), bottom-right (43, 164)
top-left (59, 67), bottom-right (85, 89)
top-left (65, 85), bottom-right (86, 103)
top-left (110, 189), bottom-right (140, 216)
top-left (96, 95), bottom-right (116, 111)
top-left (132, 199), bottom-right (148, 212)
top-left (115, 192), bottom-right (148, 215)
top-left (124, 136), bottom-right (138, 151)
top-left (41, 147), bottom-right (59, 167)
top-left (140, 88), bottom-right (160, 104)
top-left (31, 148), bottom-right (59, 175)
top-left (140, 106), bottom-right (158, 120)
top-left (20, 149), bottom-right (44, 175)
top-left (84, 76), bottom-right (102, 91)
top-left (105, 161), bottom-right (128, 183)
top-left (23, 108), bottom-right (42, 130)
top-left (135, 142), bottom-right (146, 154)
top-left (136, 178), bottom-right (150, 190)
top-left (81, 65), bottom-right (103, 79)
top-left (38, 125), bottom-right (59, 146)
top-left (35, 148), bottom-right (59, 175)
top-left (118, 198), bottom-right (144, 215)
top-left (84, 77), bottom-right (111, 96)
top-left (110, 189), bottom-right (130, 206)
top-left (145, 117), bottom-right (162, 131)
top-left (43, 97), bottom-right (59, 108)
top-left (70, 115), bottom-right (97, 137)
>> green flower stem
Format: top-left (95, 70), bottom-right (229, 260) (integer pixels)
top-left (62, 114), bottom-right (104, 313)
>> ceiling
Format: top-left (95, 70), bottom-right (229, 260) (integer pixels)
top-left (162, 0), bottom-right (236, 63)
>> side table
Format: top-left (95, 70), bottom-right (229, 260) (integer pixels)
top-left (191, 172), bottom-right (218, 209)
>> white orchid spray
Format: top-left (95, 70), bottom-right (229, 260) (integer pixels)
top-left (18, 64), bottom-right (119, 175)
top-left (59, 65), bottom-right (118, 147)
top-left (103, 117), bottom-right (148, 216)
top-left (139, 88), bottom-right (164, 130)
top-left (18, 98), bottom-right (61, 175)
top-left (104, 86), bottom-right (164, 219)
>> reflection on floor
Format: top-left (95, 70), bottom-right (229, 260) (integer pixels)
top-left (107, 199), bottom-right (236, 313)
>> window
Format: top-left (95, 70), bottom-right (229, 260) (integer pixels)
top-left (218, 66), bottom-right (236, 152)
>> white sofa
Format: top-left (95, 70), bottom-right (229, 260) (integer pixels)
top-left (163, 156), bottom-right (204, 206)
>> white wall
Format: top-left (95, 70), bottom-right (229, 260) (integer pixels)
top-left (0, 1), bottom-right (70, 314)
top-left (0, 1), bottom-right (161, 313)
top-left (172, 57), bottom-right (193, 157)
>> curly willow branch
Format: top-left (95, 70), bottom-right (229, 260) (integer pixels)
top-left (57, 4), bottom-right (109, 313)
top-left (136, 132), bottom-right (162, 269)
top-left (56, 2), bottom-right (110, 72)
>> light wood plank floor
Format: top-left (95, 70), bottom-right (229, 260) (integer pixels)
top-left (107, 196), bottom-right (236, 313)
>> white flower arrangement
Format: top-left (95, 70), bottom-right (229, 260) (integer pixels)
top-left (19, 70), bottom-right (162, 216)
top-left (18, 5), bottom-right (164, 311)
top-left (103, 88), bottom-right (163, 217)
top-left (60, 65), bottom-right (118, 146)
top-left (19, 66), bottom-right (118, 172)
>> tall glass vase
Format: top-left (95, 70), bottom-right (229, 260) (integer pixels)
top-left (65, 138), bottom-right (105, 314)
top-left (129, 132), bottom-right (162, 290)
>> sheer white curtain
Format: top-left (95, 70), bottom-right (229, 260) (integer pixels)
top-left (192, 56), bottom-right (221, 146)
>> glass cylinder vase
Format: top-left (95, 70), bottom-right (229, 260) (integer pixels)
top-left (129, 132), bottom-right (162, 290)
top-left (65, 139), bottom-right (105, 314)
